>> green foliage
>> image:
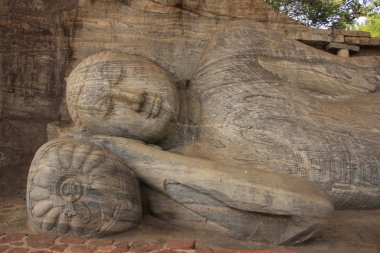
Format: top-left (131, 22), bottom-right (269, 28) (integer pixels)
top-left (357, 14), bottom-right (380, 37)
top-left (265, 0), bottom-right (379, 29)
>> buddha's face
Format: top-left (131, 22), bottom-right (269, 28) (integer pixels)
top-left (66, 52), bottom-right (179, 143)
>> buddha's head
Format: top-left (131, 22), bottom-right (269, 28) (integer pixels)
top-left (66, 52), bottom-right (179, 143)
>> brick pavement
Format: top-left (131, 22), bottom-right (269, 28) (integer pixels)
top-left (0, 232), bottom-right (297, 253)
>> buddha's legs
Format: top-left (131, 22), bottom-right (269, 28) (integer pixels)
top-left (190, 20), bottom-right (380, 209)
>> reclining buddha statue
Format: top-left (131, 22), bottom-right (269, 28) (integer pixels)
top-left (26, 21), bottom-right (380, 245)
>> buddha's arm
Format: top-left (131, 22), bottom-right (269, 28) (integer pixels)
top-left (88, 135), bottom-right (333, 220)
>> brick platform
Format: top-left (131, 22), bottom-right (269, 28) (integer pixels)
top-left (0, 232), bottom-right (297, 253)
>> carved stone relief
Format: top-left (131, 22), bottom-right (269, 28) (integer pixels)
top-left (66, 52), bottom-right (179, 143)
top-left (27, 138), bottom-right (142, 236)
top-left (26, 13), bottom-right (379, 246)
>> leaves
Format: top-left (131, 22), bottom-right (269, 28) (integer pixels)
top-left (265, 0), bottom-right (379, 29)
top-left (357, 14), bottom-right (380, 37)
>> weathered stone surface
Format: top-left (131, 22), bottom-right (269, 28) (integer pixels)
top-left (28, 10), bottom-right (380, 245)
top-left (0, 245), bottom-right (10, 252)
top-left (0, 120), bottom-right (48, 197)
top-left (326, 42), bottom-right (360, 52)
top-left (66, 52), bottom-right (179, 143)
top-left (1, 0), bottom-right (378, 248)
top-left (276, 248), bottom-right (297, 253)
top-left (64, 244), bottom-right (97, 253)
top-left (85, 238), bottom-right (114, 247)
top-left (0, 1), bottom-right (379, 200)
top-left (345, 36), bottom-right (380, 46)
top-left (89, 135), bottom-right (332, 245)
top-left (129, 241), bottom-right (164, 253)
top-left (0, 0), bottom-right (377, 202)
top-left (27, 139), bottom-right (142, 237)
top-left (10, 241), bottom-right (24, 246)
top-left (8, 247), bottom-right (30, 253)
top-left (59, 236), bottom-right (87, 244)
top-left (111, 241), bottom-right (131, 253)
top-left (337, 48), bottom-right (350, 57)
top-left (50, 244), bottom-right (70, 252)
top-left (187, 21), bottom-right (380, 210)
top-left (287, 31), bottom-right (332, 43)
top-left (239, 251), bottom-right (272, 253)
top-left (332, 29), bottom-right (371, 37)
top-left (331, 35), bottom-right (344, 43)
top-left (26, 234), bottom-right (56, 249)
top-left (0, 0), bottom-right (78, 197)
top-left (0, 233), bottom-right (27, 243)
top-left (165, 240), bottom-right (196, 250)
top-left (212, 249), bottom-right (239, 253)
top-left (369, 38), bottom-right (380, 45)
top-left (196, 247), bottom-right (214, 253)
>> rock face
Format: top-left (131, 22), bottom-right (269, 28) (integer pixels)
top-left (1, 0), bottom-right (380, 246)
top-left (0, 0), bottom-right (78, 197)
top-left (1, 0), bottom-right (378, 197)
top-left (1, 0), bottom-right (295, 198)
top-left (0, 0), bottom-right (267, 197)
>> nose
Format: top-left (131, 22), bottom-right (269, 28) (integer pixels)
top-left (109, 91), bottom-right (146, 112)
